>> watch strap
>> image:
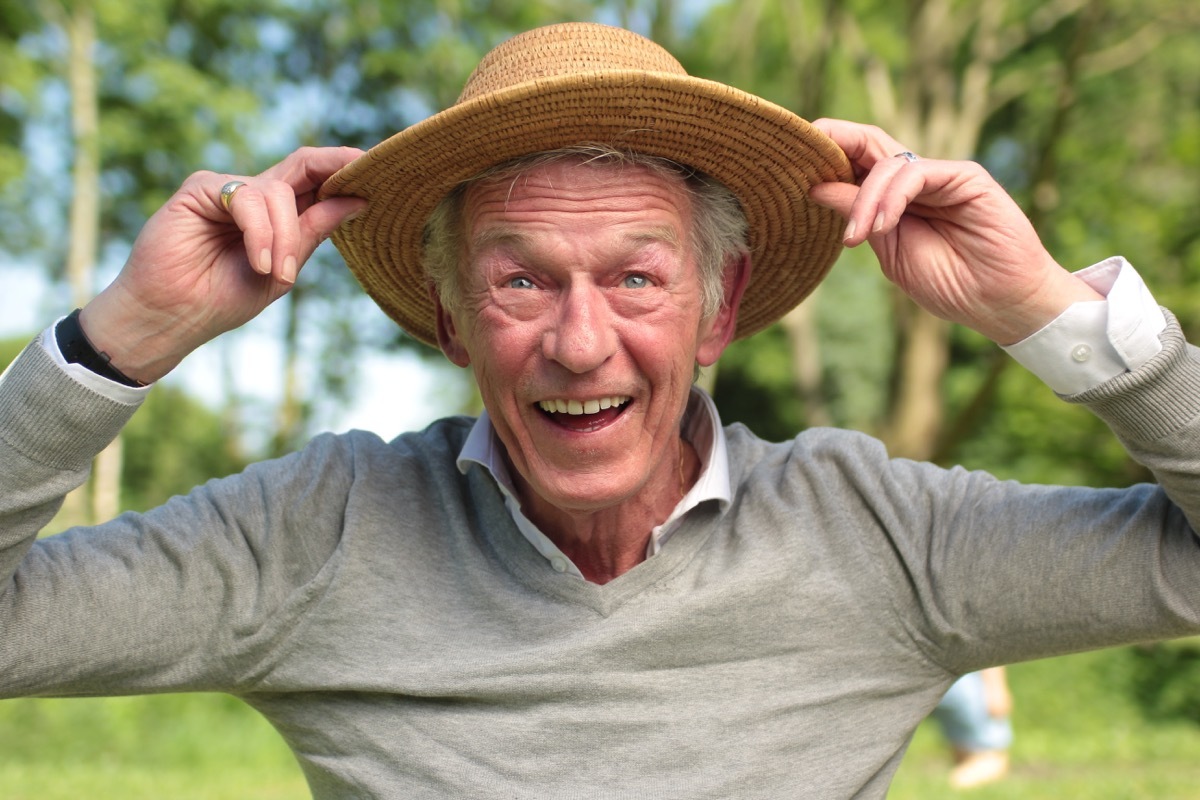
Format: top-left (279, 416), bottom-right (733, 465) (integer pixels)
top-left (55, 308), bottom-right (147, 388)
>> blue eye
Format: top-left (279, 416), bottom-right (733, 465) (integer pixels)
top-left (508, 277), bottom-right (535, 289)
top-left (623, 274), bottom-right (649, 289)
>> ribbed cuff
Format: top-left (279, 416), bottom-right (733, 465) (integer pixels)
top-left (1068, 314), bottom-right (1200, 443)
top-left (0, 338), bottom-right (142, 470)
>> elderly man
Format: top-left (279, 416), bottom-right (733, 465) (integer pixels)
top-left (1, 22), bottom-right (1197, 799)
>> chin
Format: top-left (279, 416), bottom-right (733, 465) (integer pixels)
top-left (528, 469), bottom-right (644, 513)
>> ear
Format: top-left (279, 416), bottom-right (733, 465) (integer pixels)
top-left (432, 286), bottom-right (471, 368)
top-left (696, 252), bottom-right (751, 367)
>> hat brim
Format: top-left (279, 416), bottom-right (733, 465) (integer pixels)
top-left (320, 69), bottom-right (853, 347)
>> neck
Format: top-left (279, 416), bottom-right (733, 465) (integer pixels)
top-left (520, 439), bottom-right (700, 584)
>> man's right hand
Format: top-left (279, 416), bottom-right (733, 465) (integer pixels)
top-left (78, 146), bottom-right (367, 385)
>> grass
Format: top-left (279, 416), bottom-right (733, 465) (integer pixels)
top-left (890, 646), bottom-right (1200, 798)
top-left (4, 646), bottom-right (1200, 797)
top-left (0, 693), bottom-right (307, 799)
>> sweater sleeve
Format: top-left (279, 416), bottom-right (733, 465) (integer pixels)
top-left (1071, 312), bottom-right (1200, 532)
top-left (0, 338), bottom-right (354, 698)
top-left (871, 314), bottom-right (1200, 674)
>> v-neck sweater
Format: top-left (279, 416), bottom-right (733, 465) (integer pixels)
top-left (2, 319), bottom-right (1200, 798)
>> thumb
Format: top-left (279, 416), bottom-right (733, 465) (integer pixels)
top-left (808, 181), bottom-right (858, 218)
top-left (304, 197), bottom-right (369, 244)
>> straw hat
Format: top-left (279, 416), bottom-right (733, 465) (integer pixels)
top-left (320, 21), bottom-right (852, 347)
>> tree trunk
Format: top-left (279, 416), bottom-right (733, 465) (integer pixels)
top-left (781, 294), bottom-right (831, 428)
top-left (837, 0), bottom-right (1004, 459)
top-left (883, 307), bottom-right (948, 460)
top-left (46, 1), bottom-right (118, 524)
top-left (272, 289), bottom-right (306, 457)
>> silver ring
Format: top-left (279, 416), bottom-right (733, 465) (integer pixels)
top-left (894, 151), bottom-right (919, 163)
top-left (219, 180), bottom-right (246, 211)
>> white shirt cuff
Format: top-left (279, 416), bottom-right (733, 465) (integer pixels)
top-left (39, 320), bottom-right (151, 405)
top-left (1002, 256), bottom-right (1166, 396)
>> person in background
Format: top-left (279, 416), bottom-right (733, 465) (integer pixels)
top-left (932, 667), bottom-right (1014, 789)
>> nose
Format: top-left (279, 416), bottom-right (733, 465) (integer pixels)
top-left (542, 284), bottom-right (618, 373)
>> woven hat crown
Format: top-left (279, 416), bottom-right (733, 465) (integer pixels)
top-left (459, 24), bottom-right (687, 102)
top-left (320, 22), bottom-right (852, 347)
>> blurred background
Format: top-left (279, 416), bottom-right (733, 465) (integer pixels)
top-left (2, 0), bottom-right (1198, 796)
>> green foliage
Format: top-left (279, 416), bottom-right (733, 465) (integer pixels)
top-left (693, 0), bottom-right (1200, 487)
top-left (714, 325), bottom-right (807, 441)
top-left (0, 693), bottom-right (305, 799)
top-left (892, 648), bottom-right (1200, 798)
top-left (1123, 640), bottom-right (1200, 726)
top-left (0, 335), bottom-right (31, 368)
top-left (714, 246), bottom-right (895, 440)
top-left (947, 353), bottom-right (1147, 486)
top-left (120, 382), bottom-right (248, 512)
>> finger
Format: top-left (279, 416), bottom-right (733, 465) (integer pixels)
top-left (258, 145), bottom-right (366, 196)
top-left (811, 118), bottom-right (908, 172)
top-left (266, 192), bottom-right (302, 285)
top-left (218, 179), bottom-right (276, 277)
top-left (248, 148), bottom-right (363, 283)
top-left (277, 197), bottom-right (369, 281)
top-left (825, 154), bottom-right (923, 246)
top-left (857, 158), bottom-right (929, 243)
top-left (221, 176), bottom-right (366, 286)
top-left (808, 180), bottom-right (859, 218)
top-left (255, 180), bottom-right (368, 284)
top-left (298, 197), bottom-right (368, 255)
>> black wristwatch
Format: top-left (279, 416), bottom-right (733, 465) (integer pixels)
top-left (55, 308), bottom-right (147, 387)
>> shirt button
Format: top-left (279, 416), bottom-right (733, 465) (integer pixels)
top-left (551, 556), bottom-right (569, 573)
top-left (1071, 344), bottom-right (1092, 363)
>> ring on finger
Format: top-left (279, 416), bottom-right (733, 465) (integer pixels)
top-left (893, 151), bottom-right (919, 163)
top-left (219, 180), bottom-right (247, 211)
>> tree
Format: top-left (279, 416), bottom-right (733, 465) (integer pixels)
top-left (683, 0), bottom-right (1199, 484)
top-left (10, 0), bottom-right (262, 520)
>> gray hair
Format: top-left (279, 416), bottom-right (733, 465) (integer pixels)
top-left (422, 145), bottom-right (749, 319)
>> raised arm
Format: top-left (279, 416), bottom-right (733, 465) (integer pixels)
top-left (78, 146), bottom-right (366, 384)
top-left (0, 147), bottom-right (369, 697)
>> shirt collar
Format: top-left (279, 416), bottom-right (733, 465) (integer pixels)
top-left (456, 386), bottom-right (732, 575)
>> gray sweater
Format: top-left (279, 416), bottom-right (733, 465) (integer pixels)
top-left (2, 319), bottom-right (1199, 799)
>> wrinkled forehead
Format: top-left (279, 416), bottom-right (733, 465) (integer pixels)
top-left (460, 155), bottom-right (696, 233)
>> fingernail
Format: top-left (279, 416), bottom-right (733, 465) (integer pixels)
top-left (281, 255), bottom-right (297, 285)
top-left (843, 219), bottom-right (858, 242)
top-left (258, 249), bottom-right (272, 275)
top-left (872, 212), bottom-right (886, 233)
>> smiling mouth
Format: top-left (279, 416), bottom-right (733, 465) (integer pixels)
top-left (536, 395), bottom-right (631, 432)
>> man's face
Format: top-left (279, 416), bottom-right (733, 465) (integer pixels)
top-left (436, 160), bottom-right (742, 517)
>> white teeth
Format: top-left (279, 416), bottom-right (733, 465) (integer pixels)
top-left (538, 396), bottom-right (630, 415)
